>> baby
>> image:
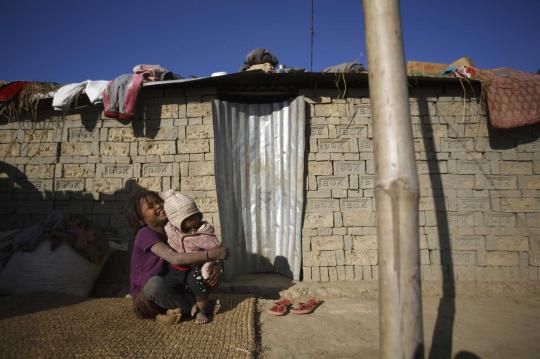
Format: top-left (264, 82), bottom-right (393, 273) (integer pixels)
top-left (161, 190), bottom-right (220, 324)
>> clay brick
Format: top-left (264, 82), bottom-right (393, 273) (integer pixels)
top-left (345, 265), bottom-right (355, 280)
top-left (303, 267), bottom-right (312, 281)
top-left (318, 251), bottom-right (337, 267)
top-left (486, 251), bottom-right (519, 266)
top-left (306, 198), bottom-right (339, 212)
top-left (317, 176), bottom-right (348, 189)
top-left (441, 138), bottom-right (474, 152)
top-left (0, 144), bottom-right (19, 157)
top-left (311, 267), bottom-right (320, 281)
top-left (187, 161), bottom-right (214, 176)
top-left (518, 176), bottom-right (540, 189)
top-left (455, 266), bottom-right (476, 281)
top-left (186, 102), bottom-right (212, 117)
top-left (181, 176), bottom-right (215, 191)
top-left (345, 249), bottom-right (377, 265)
top-left (100, 142), bottom-right (130, 156)
top-left (21, 129), bottom-right (57, 142)
top-left (336, 125), bottom-right (367, 138)
top-left (142, 163), bottom-right (172, 177)
top-left (530, 252), bottom-right (540, 266)
top-left (302, 252), bottom-right (316, 266)
top-left (177, 139), bottom-right (210, 153)
top-left (61, 142), bottom-right (93, 156)
top-left (457, 198), bottom-right (490, 212)
top-left (308, 161), bottom-right (333, 175)
top-left (500, 161), bottom-right (533, 175)
top-left (107, 128), bottom-right (134, 142)
top-left (476, 266), bottom-right (503, 281)
top-left (139, 141), bottom-right (176, 155)
top-left (334, 161), bottom-right (365, 175)
top-left (25, 164), bottom-right (54, 178)
top-left (303, 212), bottom-right (334, 228)
top-left (452, 236), bottom-right (485, 250)
top-left (137, 177), bottom-right (161, 191)
top-left (501, 198), bottom-right (537, 212)
top-left (486, 236), bottom-right (529, 251)
top-left (310, 125), bottom-right (329, 138)
top-left (342, 212), bottom-right (376, 227)
top-left (352, 235), bottom-right (377, 250)
top-left (311, 236), bottom-right (344, 251)
top-left (318, 139), bottom-right (350, 152)
top-left (22, 143), bottom-right (58, 157)
top-left (0, 130), bottom-right (16, 143)
top-left (93, 178), bottom-right (124, 193)
top-left (314, 103), bottom-right (347, 117)
top-left (55, 179), bottom-right (85, 191)
top-left (339, 195), bottom-right (370, 209)
top-left (186, 124), bottom-right (213, 139)
top-left (101, 164), bottom-right (134, 178)
top-left (64, 164), bottom-right (95, 178)
top-left (430, 250), bottom-right (476, 266)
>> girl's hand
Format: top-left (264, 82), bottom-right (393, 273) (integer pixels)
top-left (208, 246), bottom-right (230, 261)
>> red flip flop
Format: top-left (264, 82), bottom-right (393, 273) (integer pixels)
top-left (291, 298), bottom-right (322, 315)
top-left (268, 298), bottom-right (292, 316)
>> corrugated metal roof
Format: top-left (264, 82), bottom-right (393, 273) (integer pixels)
top-left (142, 70), bottom-right (474, 90)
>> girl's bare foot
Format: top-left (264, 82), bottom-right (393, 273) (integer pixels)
top-left (196, 311), bottom-right (209, 324)
top-left (156, 308), bottom-right (182, 325)
top-left (191, 304), bottom-right (209, 324)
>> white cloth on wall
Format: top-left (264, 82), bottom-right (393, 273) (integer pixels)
top-left (52, 81), bottom-right (88, 111)
top-left (84, 80), bottom-right (109, 105)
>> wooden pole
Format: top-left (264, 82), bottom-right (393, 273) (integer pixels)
top-left (361, 1), bottom-right (424, 358)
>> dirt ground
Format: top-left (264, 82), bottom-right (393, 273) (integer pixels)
top-left (253, 282), bottom-right (540, 358)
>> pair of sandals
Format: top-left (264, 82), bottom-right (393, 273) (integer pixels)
top-left (268, 297), bottom-right (322, 316)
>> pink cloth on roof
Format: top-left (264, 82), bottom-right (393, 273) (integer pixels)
top-left (165, 221), bottom-right (220, 254)
top-left (133, 64), bottom-right (169, 82)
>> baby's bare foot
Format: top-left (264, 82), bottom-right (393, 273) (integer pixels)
top-left (156, 308), bottom-right (182, 325)
top-left (196, 311), bottom-right (209, 324)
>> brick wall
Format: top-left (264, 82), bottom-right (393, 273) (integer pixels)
top-left (1, 83), bottom-right (539, 283)
top-left (300, 86), bottom-right (540, 282)
top-left (0, 87), bottom-right (221, 243)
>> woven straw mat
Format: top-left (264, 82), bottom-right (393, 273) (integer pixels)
top-left (0, 293), bottom-right (256, 358)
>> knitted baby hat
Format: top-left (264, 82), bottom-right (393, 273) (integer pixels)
top-left (161, 190), bottom-right (200, 231)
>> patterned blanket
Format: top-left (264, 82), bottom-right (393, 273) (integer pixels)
top-left (478, 68), bottom-right (540, 129)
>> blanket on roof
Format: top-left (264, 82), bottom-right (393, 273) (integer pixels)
top-left (0, 81), bottom-right (31, 102)
top-left (478, 67), bottom-right (540, 129)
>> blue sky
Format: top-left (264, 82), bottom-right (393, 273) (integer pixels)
top-left (1, 0), bottom-right (538, 84)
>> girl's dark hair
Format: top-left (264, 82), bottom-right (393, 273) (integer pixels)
top-left (127, 190), bottom-right (163, 230)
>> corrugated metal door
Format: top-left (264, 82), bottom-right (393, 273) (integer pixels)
top-left (213, 97), bottom-right (305, 280)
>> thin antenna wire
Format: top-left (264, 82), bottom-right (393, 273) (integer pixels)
top-left (310, 0), bottom-right (314, 72)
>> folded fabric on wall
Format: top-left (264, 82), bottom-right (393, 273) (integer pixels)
top-left (53, 80), bottom-right (110, 111)
top-left (102, 74), bottom-right (143, 120)
top-left (478, 67), bottom-right (540, 129)
top-left (53, 81), bottom-right (87, 111)
top-left (84, 80), bottom-right (109, 105)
